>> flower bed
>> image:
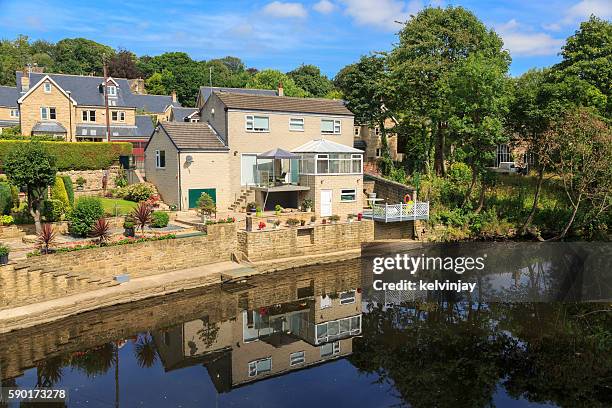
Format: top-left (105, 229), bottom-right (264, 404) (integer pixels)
top-left (27, 234), bottom-right (176, 257)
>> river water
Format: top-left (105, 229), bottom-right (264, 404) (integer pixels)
top-left (0, 257), bottom-right (610, 407)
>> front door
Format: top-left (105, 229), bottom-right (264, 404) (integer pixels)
top-left (188, 188), bottom-right (216, 209)
top-left (320, 189), bottom-right (332, 217)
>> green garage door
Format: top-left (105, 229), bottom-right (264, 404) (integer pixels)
top-left (188, 188), bottom-right (216, 209)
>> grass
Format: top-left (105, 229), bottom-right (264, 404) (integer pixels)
top-left (99, 197), bottom-right (138, 216)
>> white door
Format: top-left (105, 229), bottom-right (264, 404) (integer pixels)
top-left (241, 154), bottom-right (257, 186)
top-left (320, 190), bottom-right (332, 217)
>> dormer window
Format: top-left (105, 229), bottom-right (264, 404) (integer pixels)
top-left (43, 82), bottom-right (51, 93)
top-left (107, 85), bottom-right (117, 97)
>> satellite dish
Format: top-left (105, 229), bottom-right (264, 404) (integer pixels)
top-left (185, 155), bottom-right (194, 164)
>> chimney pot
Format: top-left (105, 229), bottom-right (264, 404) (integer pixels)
top-left (171, 90), bottom-right (177, 103)
top-left (278, 81), bottom-right (284, 97)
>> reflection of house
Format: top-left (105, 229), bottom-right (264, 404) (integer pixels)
top-left (145, 86), bottom-right (363, 217)
top-left (154, 281), bottom-right (362, 392)
top-left (353, 118), bottom-right (403, 163)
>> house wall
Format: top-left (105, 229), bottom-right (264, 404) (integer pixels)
top-left (76, 106), bottom-right (137, 127)
top-left (178, 151), bottom-right (232, 210)
top-left (19, 79), bottom-right (77, 140)
top-left (199, 93), bottom-right (228, 143)
top-left (144, 128), bottom-right (180, 206)
top-left (299, 174), bottom-right (363, 219)
top-left (0, 106), bottom-right (18, 122)
top-left (354, 118), bottom-right (401, 162)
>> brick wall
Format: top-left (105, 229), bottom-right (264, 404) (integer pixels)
top-left (238, 220), bottom-right (374, 262)
top-left (0, 224), bottom-right (237, 310)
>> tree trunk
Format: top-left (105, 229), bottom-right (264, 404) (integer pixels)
top-left (434, 121), bottom-right (446, 176)
top-left (462, 164), bottom-right (478, 208)
top-left (474, 177), bottom-right (486, 214)
top-left (520, 165), bottom-right (545, 234)
top-left (549, 193), bottom-right (582, 241)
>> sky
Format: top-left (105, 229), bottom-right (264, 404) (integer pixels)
top-left (0, 0), bottom-right (610, 78)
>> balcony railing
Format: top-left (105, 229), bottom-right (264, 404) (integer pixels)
top-left (363, 202), bottom-right (429, 222)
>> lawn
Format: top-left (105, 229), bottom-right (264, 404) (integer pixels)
top-left (99, 197), bottom-right (137, 216)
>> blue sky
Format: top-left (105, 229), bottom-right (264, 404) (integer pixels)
top-left (0, 0), bottom-right (610, 77)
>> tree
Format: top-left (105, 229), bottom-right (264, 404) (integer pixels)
top-left (217, 56), bottom-right (246, 73)
top-left (0, 35), bottom-right (32, 86)
top-left (3, 142), bottom-right (57, 232)
top-left (108, 49), bottom-right (141, 79)
top-left (50, 176), bottom-right (70, 210)
top-left (388, 6), bottom-right (509, 176)
top-left (287, 64), bottom-right (334, 97)
top-left (545, 108), bottom-right (612, 240)
top-left (145, 69), bottom-right (175, 96)
top-left (445, 53), bottom-right (510, 208)
top-left (246, 69), bottom-right (307, 97)
top-left (52, 38), bottom-right (115, 75)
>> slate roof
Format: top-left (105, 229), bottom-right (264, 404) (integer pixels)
top-left (292, 139), bottom-right (363, 154)
top-left (0, 120), bottom-right (18, 127)
top-left (199, 86), bottom-right (276, 105)
top-left (0, 86), bottom-right (18, 107)
top-left (76, 115), bottom-right (155, 140)
top-left (158, 122), bottom-right (228, 151)
top-left (171, 107), bottom-right (199, 122)
top-left (214, 92), bottom-right (353, 116)
top-left (32, 122), bottom-right (67, 133)
top-left (16, 72), bottom-right (178, 113)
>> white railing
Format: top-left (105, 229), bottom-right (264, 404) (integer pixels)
top-left (366, 202), bottom-right (429, 221)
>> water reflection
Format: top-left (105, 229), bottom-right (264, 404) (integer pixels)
top-left (0, 258), bottom-right (610, 407)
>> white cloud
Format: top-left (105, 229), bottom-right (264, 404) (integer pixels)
top-left (496, 19), bottom-right (564, 57)
top-left (563, 0), bottom-right (612, 23)
top-left (314, 0), bottom-right (336, 14)
top-left (262, 1), bottom-right (308, 18)
top-left (340, 0), bottom-right (426, 30)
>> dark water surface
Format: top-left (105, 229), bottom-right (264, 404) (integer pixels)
top-left (1, 258), bottom-right (610, 407)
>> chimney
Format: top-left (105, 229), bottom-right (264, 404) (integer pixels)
top-left (129, 78), bottom-right (146, 95)
top-left (277, 81), bottom-right (284, 97)
top-left (171, 90), bottom-right (177, 103)
top-left (21, 66), bottom-right (30, 92)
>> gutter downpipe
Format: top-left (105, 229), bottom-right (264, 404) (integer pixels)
top-left (177, 151), bottom-right (182, 211)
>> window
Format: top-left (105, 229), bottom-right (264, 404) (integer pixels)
top-left (112, 111), bottom-right (125, 121)
top-left (316, 315), bottom-right (361, 344)
top-left (155, 150), bottom-right (166, 168)
top-left (321, 119), bottom-right (341, 134)
top-left (289, 117), bottom-right (304, 131)
top-left (354, 127), bottom-right (360, 137)
top-left (339, 290), bottom-right (356, 304)
top-left (320, 341), bottom-right (340, 357)
top-left (109, 100), bottom-right (117, 106)
top-left (289, 351), bottom-right (305, 366)
top-left (90, 129), bottom-right (97, 136)
top-left (40, 107), bottom-right (56, 120)
top-left (375, 148), bottom-right (382, 157)
top-left (301, 153), bottom-right (362, 175)
top-left (43, 82), bottom-right (51, 93)
top-left (9, 109), bottom-right (19, 118)
top-left (340, 189), bottom-right (356, 202)
top-left (190, 118), bottom-right (198, 123)
top-left (246, 115), bottom-right (269, 132)
top-left (107, 85), bottom-right (117, 96)
top-left (248, 358), bottom-right (272, 377)
top-left (374, 126), bottom-right (380, 136)
top-left (82, 110), bottom-right (96, 122)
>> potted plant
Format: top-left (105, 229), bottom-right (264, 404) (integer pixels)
top-left (347, 214), bottom-right (355, 223)
top-left (0, 243), bottom-right (9, 265)
top-left (258, 221), bottom-right (266, 230)
top-left (274, 204), bottom-right (283, 216)
top-left (286, 218), bottom-right (300, 227)
top-left (123, 216), bottom-right (135, 237)
top-left (246, 202), bottom-right (257, 214)
top-left (329, 214), bottom-right (340, 224)
top-left (76, 176), bottom-right (86, 191)
top-left (256, 206), bottom-right (263, 217)
top-left (196, 192), bottom-right (216, 223)
top-left (301, 198), bottom-right (312, 213)
top-left (310, 215), bottom-right (316, 225)
top-left (300, 219), bottom-right (306, 226)
top-left (273, 219), bottom-right (281, 229)
top-left (322, 218), bottom-right (327, 225)
top-left (357, 213), bottom-right (363, 221)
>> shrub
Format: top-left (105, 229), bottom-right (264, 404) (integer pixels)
top-left (61, 175), bottom-right (74, 206)
top-left (0, 140), bottom-right (132, 171)
top-left (51, 176), bottom-right (70, 209)
top-left (1, 215), bottom-right (14, 225)
top-left (69, 197), bottom-right (104, 237)
top-left (0, 182), bottom-right (12, 215)
top-left (132, 201), bottom-right (152, 233)
top-left (122, 183), bottom-right (156, 202)
top-left (114, 170), bottom-right (128, 188)
top-left (123, 215), bottom-right (135, 229)
top-left (42, 199), bottom-right (65, 222)
top-left (0, 243), bottom-right (9, 257)
top-left (329, 214), bottom-right (340, 222)
top-left (12, 203), bottom-right (33, 224)
top-left (36, 223), bottom-right (57, 254)
top-left (196, 192), bottom-right (216, 218)
top-left (90, 218), bottom-right (112, 244)
top-left (286, 218), bottom-right (300, 226)
top-left (302, 199), bottom-right (313, 210)
top-left (76, 176), bottom-right (86, 188)
top-left (151, 211), bottom-right (169, 228)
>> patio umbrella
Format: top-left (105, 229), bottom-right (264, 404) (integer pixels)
top-left (257, 148), bottom-right (299, 159)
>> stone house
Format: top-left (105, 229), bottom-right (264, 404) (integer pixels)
top-left (0, 86), bottom-right (19, 133)
top-left (144, 88), bottom-right (364, 218)
top-left (353, 117), bottom-right (403, 163)
top-left (168, 106), bottom-right (199, 122)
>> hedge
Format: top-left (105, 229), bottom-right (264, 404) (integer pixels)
top-left (0, 140), bottom-right (132, 171)
top-left (61, 175), bottom-right (75, 206)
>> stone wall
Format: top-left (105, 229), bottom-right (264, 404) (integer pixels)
top-left (59, 166), bottom-right (123, 195)
top-left (0, 224), bottom-right (237, 310)
top-left (238, 220), bottom-right (374, 262)
top-left (374, 221), bottom-right (415, 240)
top-left (365, 173), bottom-right (415, 204)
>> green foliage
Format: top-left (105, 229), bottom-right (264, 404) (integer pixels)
top-left (69, 197), bottom-right (104, 237)
top-left (246, 69), bottom-right (307, 97)
top-left (42, 199), bottom-right (65, 222)
top-left (12, 203), bottom-right (33, 224)
top-left (196, 192), bottom-right (216, 216)
top-left (0, 182), bottom-right (13, 215)
top-left (61, 175), bottom-right (74, 206)
top-left (114, 170), bottom-right (128, 188)
top-left (50, 176), bottom-right (70, 209)
top-left (53, 38), bottom-right (115, 76)
top-left (0, 215), bottom-right (14, 225)
top-left (287, 64), bottom-right (334, 97)
top-left (120, 183), bottom-right (156, 202)
top-left (0, 140), bottom-right (132, 171)
top-left (0, 244), bottom-right (9, 257)
top-left (150, 211), bottom-right (169, 228)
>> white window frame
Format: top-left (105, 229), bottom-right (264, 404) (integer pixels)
top-left (40, 107), bottom-right (56, 120)
top-left (320, 341), bottom-right (340, 357)
top-left (248, 357), bottom-right (272, 377)
top-left (321, 118), bottom-right (341, 134)
top-left (316, 315), bottom-right (361, 344)
top-left (340, 189), bottom-right (356, 202)
top-left (354, 126), bottom-right (360, 137)
top-left (289, 351), bottom-right (305, 366)
top-left (374, 126), bottom-right (380, 136)
top-left (155, 150), bottom-right (166, 169)
top-left (43, 82), bottom-right (51, 93)
top-left (9, 108), bottom-right (19, 118)
top-left (375, 148), bottom-right (382, 157)
top-left (339, 290), bottom-right (356, 304)
top-left (289, 117), bottom-right (304, 132)
top-left (82, 110), bottom-right (96, 122)
top-left (112, 111), bottom-right (125, 122)
top-left (245, 115), bottom-right (269, 132)
top-left (107, 85), bottom-right (117, 96)
top-left (109, 100), bottom-right (117, 106)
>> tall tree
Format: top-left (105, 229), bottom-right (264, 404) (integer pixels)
top-left (246, 69), bottom-right (306, 97)
top-left (287, 64), bottom-right (334, 97)
top-left (3, 142), bottom-right (57, 233)
top-left (108, 49), bottom-right (141, 79)
top-left (389, 6), bottom-right (510, 176)
top-left (0, 35), bottom-right (32, 85)
top-left (52, 38), bottom-right (115, 75)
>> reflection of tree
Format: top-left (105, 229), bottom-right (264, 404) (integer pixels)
top-left (36, 356), bottom-right (66, 387)
top-left (197, 320), bottom-right (220, 349)
top-left (70, 343), bottom-right (116, 378)
top-left (134, 332), bottom-right (159, 368)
